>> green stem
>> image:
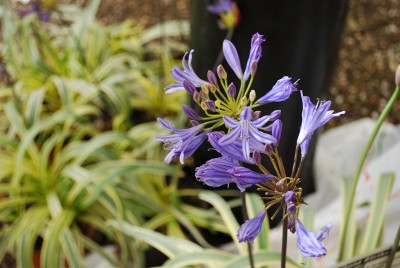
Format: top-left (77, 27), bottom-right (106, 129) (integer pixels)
top-left (339, 85), bottom-right (400, 260)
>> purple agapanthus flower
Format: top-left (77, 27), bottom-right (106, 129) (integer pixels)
top-left (156, 118), bottom-right (207, 164)
top-left (195, 157), bottom-right (239, 187)
top-left (223, 33), bottom-right (265, 81)
top-left (256, 76), bottom-right (298, 104)
top-left (18, 0), bottom-right (50, 21)
top-left (165, 50), bottom-right (210, 94)
top-left (207, 0), bottom-right (232, 14)
top-left (195, 157), bottom-right (272, 191)
top-left (243, 33), bottom-right (265, 81)
top-left (229, 166), bottom-right (274, 191)
top-left (237, 210), bottom-right (267, 243)
top-left (219, 107), bottom-right (278, 161)
top-left (297, 90), bottom-right (345, 156)
top-left (295, 219), bottom-right (333, 258)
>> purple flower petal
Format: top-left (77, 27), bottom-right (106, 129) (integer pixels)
top-left (243, 33), bottom-right (265, 81)
top-left (223, 40), bottom-right (243, 79)
top-left (207, 70), bottom-right (218, 85)
top-left (219, 107), bottom-right (277, 161)
top-left (165, 50), bottom-right (210, 94)
top-left (295, 219), bottom-right (332, 258)
top-left (156, 118), bottom-right (207, 164)
top-left (208, 132), bottom-right (254, 164)
top-left (297, 91), bottom-right (345, 156)
top-left (207, 0), bottom-right (232, 14)
top-left (182, 105), bottom-right (200, 120)
top-left (285, 191), bottom-right (295, 203)
top-left (195, 157), bottom-right (239, 187)
top-left (229, 166), bottom-right (274, 191)
top-left (237, 210), bottom-right (267, 244)
top-left (256, 76), bottom-right (298, 104)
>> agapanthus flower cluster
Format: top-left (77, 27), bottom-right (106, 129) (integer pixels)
top-left (207, 0), bottom-right (240, 29)
top-left (157, 32), bottom-right (345, 259)
top-left (17, 0), bottom-right (54, 21)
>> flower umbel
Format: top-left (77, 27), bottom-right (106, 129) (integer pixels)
top-left (157, 32), bottom-right (344, 263)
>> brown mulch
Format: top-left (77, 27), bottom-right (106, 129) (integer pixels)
top-left (96, 0), bottom-right (400, 128)
top-left (327, 0), bottom-right (400, 128)
top-left (65, 0), bottom-right (400, 128)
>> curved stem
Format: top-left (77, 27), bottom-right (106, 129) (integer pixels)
top-left (339, 85), bottom-right (400, 260)
top-left (291, 145), bottom-right (300, 178)
top-left (212, 27), bottom-right (235, 70)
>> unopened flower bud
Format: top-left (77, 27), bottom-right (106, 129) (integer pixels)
top-left (190, 120), bottom-right (200, 126)
top-left (252, 151), bottom-right (261, 165)
top-left (215, 99), bottom-right (221, 108)
top-left (252, 110), bottom-right (261, 120)
top-left (285, 191), bottom-right (295, 203)
top-left (182, 104), bottom-right (200, 120)
top-left (183, 80), bottom-right (196, 95)
top-left (209, 85), bottom-right (217, 94)
top-left (201, 84), bottom-right (209, 95)
top-left (265, 143), bottom-right (273, 155)
top-left (205, 99), bottom-right (216, 112)
top-left (200, 101), bottom-right (208, 111)
top-left (207, 70), bottom-right (218, 86)
top-left (250, 60), bottom-right (258, 76)
top-left (217, 65), bottom-right (227, 79)
top-left (275, 178), bottom-right (286, 192)
top-left (249, 90), bottom-right (256, 102)
top-left (396, 64), bottom-right (400, 86)
top-left (193, 91), bottom-right (201, 103)
top-left (200, 89), bottom-right (208, 100)
top-left (287, 202), bottom-right (297, 216)
top-left (240, 96), bottom-right (248, 106)
top-left (227, 83), bottom-right (236, 98)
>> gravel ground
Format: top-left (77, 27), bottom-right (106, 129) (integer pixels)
top-left (327, 0), bottom-right (400, 128)
top-left (82, 0), bottom-right (400, 128)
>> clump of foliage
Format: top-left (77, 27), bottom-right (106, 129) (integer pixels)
top-left (0, 0), bottom-right (227, 267)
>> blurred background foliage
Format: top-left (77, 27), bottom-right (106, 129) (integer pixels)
top-left (0, 0), bottom-right (236, 267)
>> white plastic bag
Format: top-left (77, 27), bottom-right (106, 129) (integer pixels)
top-left (270, 118), bottom-right (400, 267)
